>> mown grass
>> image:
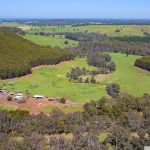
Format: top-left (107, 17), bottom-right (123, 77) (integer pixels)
top-left (24, 34), bottom-right (78, 48)
top-left (0, 53), bottom-right (149, 102)
top-left (25, 25), bottom-right (150, 37)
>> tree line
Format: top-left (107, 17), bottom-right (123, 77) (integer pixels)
top-left (0, 27), bottom-right (73, 79)
top-left (65, 32), bottom-right (150, 56)
top-left (0, 92), bottom-right (149, 149)
top-left (29, 31), bottom-right (150, 56)
top-left (135, 56), bottom-right (150, 71)
top-left (66, 52), bottom-right (116, 83)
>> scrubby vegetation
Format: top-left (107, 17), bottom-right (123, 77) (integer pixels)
top-left (87, 51), bottom-right (116, 73)
top-left (0, 27), bottom-right (73, 79)
top-left (0, 93), bottom-right (149, 149)
top-left (66, 52), bottom-right (116, 83)
top-left (135, 56), bottom-right (150, 71)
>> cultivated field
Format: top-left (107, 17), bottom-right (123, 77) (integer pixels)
top-left (0, 53), bottom-right (149, 102)
top-left (25, 25), bottom-right (150, 36)
top-left (24, 34), bottom-right (78, 48)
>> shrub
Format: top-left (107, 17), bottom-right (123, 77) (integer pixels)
top-left (85, 77), bottom-right (90, 83)
top-left (64, 40), bottom-right (69, 44)
top-left (60, 97), bottom-right (66, 104)
top-left (135, 56), bottom-right (150, 71)
top-left (90, 76), bottom-right (96, 83)
top-left (7, 96), bottom-right (13, 101)
top-left (78, 77), bottom-right (83, 83)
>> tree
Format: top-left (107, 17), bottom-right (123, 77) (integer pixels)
top-left (64, 40), bottom-right (69, 44)
top-left (7, 96), bottom-right (13, 101)
top-left (78, 77), bottom-right (83, 83)
top-left (60, 97), bottom-right (66, 104)
top-left (85, 77), bottom-right (90, 83)
top-left (106, 84), bottom-right (120, 98)
top-left (90, 76), bottom-right (96, 83)
top-left (105, 125), bottom-right (133, 150)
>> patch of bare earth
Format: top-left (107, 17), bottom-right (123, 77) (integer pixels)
top-left (0, 93), bottom-right (82, 115)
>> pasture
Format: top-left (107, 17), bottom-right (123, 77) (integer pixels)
top-left (24, 34), bottom-right (78, 48)
top-left (0, 53), bottom-right (150, 102)
top-left (25, 25), bottom-right (150, 37)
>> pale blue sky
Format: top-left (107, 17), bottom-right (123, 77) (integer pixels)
top-left (0, 0), bottom-right (150, 19)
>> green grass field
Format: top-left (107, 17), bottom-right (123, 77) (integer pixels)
top-left (0, 53), bottom-right (150, 102)
top-left (25, 25), bottom-right (150, 37)
top-left (24, 34), bottom-right (78, 48)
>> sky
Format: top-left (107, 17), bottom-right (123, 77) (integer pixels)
top-left (0, 0), bottom-right (150, 19)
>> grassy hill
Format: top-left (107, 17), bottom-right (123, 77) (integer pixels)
top-left (0, 27), bottom-right (73, 79)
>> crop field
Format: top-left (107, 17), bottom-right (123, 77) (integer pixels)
top-left (24, 34), bottom-right (78, 48)
top-left (25, 25), bottom-right (150, 36)
top-left (0, 53), bottom-right (150, 102)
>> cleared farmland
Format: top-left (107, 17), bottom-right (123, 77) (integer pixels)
top-left (0, 53), bottom-right (150, 102)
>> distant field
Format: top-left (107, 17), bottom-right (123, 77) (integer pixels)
top-left (25, 25), bottom-right (150, 37)
top-left (0, 53), bottom-right (149, 102)
top-left (24, 34), bottom-right (78, 48)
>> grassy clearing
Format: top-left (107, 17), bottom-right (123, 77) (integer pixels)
top-left (0, 53), bottom-right (149, 102)
top-left (24, 34), bottom-right (78, 48)
top-left (97, 53), bottom-right (150, 96)
top-left (26, 25), bottom-right (150, 37)
top-left (0, 58), bottom-right (105, 102)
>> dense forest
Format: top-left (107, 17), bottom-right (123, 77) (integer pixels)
top-left (0, 93), bottom-right (149, 149)
top-left (66, 33), bottom-right (150, 56)
top-left (135, 56), bottom-right (150, 71)
top-left (0, 27), bottom-right (73, 79)
top-left (29, 31), bottom-right (150, 56)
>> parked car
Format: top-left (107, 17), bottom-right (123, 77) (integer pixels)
top-left (33, 95), bottom-right (44, 100)
top-left (9, 92), bottom-right (15, 96)
top-left (14, 93), bottom-right (24, 100)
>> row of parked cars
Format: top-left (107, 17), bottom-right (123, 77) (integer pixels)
top-left (0, 89), bottom-right (46, 100)
top-left (0, 89), bottom-right (67, 103)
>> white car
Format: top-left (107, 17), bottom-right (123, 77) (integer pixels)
top-left (14, 93), bottom-right (24, 100)
top-left (9, 93), bottom-right (15, 96)
top-left (33, 95), bottom-right (44, 99)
